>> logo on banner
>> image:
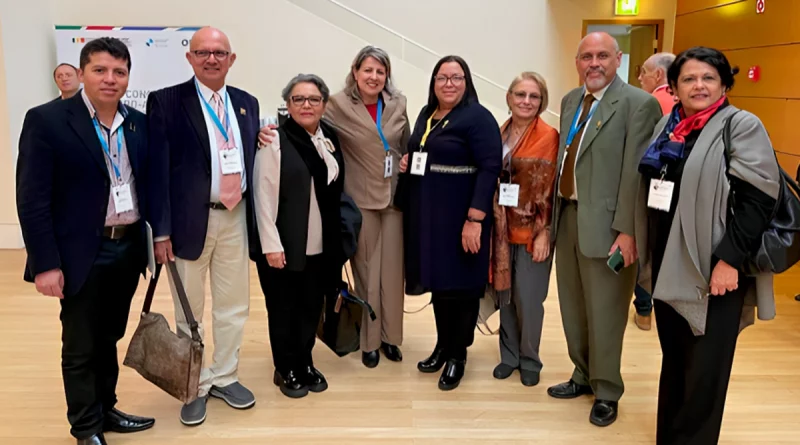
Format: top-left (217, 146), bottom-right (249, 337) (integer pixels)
top-left (72, 37), bottom-right (86, 43)
top-left (145, 38), bottom-right (169, 48)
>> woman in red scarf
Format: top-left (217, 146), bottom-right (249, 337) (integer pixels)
top-left (489, 72), bottom-right (558, 386)
top-left (636, 47), bottom-right (780, 445)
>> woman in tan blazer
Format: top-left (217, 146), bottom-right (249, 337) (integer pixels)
top-left (325, 46), bottom-right (411, 368)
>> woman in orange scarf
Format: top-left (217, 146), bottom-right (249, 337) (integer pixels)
top-left (489, 72), bottom-right (558, 386)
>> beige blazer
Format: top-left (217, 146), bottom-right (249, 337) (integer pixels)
top-left (325, 90), bottom-right (410, 210)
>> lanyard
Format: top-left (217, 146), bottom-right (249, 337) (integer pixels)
top-left (375, 96), bottom-right (390, 155)
top-left (419, 108), bottom-right (444, 150)
top-left (92, 118), bottom-right (123, 180)
top-left (565, 94), bottom-right (599, 148)
top-left (195, 80), bottom-right (231, 143)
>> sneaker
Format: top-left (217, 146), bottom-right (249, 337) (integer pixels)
top-left (209, 382), bottom-right (256, 409)
top-left (180, 395), bottom-right (208, 426)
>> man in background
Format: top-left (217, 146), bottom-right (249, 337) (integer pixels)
top-left (548, 32), bottom-right (662, 427)
top-left (638, 52), bottom-right (676, 115)
top-left (17, 37), bottom-right (154, 445)
top-left (147, 26), bottom-right (262, 427)
top-left (52, 63), bottom-right (80, 100)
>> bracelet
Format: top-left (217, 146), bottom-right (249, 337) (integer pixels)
top-left (466, 216), bottom-right (483, 223)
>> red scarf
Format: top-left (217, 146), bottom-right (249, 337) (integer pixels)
top-left (669, 96), bottom-right (726, 143)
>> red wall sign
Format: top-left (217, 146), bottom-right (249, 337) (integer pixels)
top-left (748, 66), bottom-right (761, 82)
top-left (756, 0), bottom-right (766, 14)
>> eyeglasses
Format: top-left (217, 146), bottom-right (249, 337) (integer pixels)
top-left (191, 50), bottom-right (230, 60)
top-left (434, 75), bottom-right (465, 86)
top-left (290, 95), bottom-right (323, 106)
top-left (512, 91), bottom-right (543, 102)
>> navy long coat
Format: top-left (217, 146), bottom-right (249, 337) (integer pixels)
top-left (400, 101), bottom-right (502, 295)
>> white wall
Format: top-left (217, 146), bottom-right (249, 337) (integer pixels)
top-left (0, 0), bottom-right (677, 248)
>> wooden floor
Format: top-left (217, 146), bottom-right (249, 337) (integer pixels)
top-left (1, 250), bottom-right (799, 444)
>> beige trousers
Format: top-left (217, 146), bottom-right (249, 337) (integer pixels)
top-left (352, 207), bottom-right (405, 352)
top-left (168, 202), bottom-right (250, 397)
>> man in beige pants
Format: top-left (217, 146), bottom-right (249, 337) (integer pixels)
top-left (146, 27), bottom-right (264, 426)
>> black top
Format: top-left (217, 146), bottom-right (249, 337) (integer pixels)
top-left (648, 104), bottom-right (776, 287)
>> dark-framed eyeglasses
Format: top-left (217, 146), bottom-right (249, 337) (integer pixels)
top-left (191, 50), bottom-right (230, 60)
top-left (290, 95), bottom-right (323, 106)
top-left (434, 75), bottom-right (465, 86)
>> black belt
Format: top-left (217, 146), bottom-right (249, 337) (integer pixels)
top-left (102, 224), bottom-right (133, 240)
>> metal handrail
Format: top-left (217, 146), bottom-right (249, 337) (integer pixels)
top-left (319, 0), bottom-right (560, 119)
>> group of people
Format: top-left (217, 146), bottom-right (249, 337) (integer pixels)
top-left (18, 25), bottom-right (780, 445)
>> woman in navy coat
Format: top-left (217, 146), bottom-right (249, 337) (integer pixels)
top-left (398, 55), bottom-right (502, 390)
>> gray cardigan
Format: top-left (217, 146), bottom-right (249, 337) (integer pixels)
top-left (634, 106), bottom-right (781, 335)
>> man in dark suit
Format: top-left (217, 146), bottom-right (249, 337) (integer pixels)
top-left (547, 32), bottom-right (662, 427)
top-left (16, 37), bottom-right (154, 445)
top-left (52, 62), bottom-right (80, 101)
top-left (146, 26), bottom-right (261, 426)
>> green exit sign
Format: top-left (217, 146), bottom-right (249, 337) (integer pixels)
top-left (615, 0), bottom-right (640, 15)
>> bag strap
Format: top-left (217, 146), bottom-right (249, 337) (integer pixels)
top-left (721, 110), bottom-right (742, 170)
top-left (140, 261), bottom-right (202, 343)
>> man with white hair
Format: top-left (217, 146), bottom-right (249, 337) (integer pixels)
top-left (638, 52), bottom-right (677, 115)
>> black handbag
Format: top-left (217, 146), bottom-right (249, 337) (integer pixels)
top-left (723, 112), bottom-right (800, 275)
top-left (316, 270), bottom-right (376, 357)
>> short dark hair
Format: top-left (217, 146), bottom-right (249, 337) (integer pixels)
top-left (425, 55), bottom-right (479, 116)
top-left (52, 63), bottom-right (78, 78)
top-left (79, 37), bottom-right (131, 72)
top-left (667, 46), bottom-right (739, 92)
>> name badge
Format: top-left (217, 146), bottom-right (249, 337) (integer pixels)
top-left (113, 183), bottom-right (134, 213)
top-left (648, 179), bottom-right (675, 212)
top-left (499, 184), bottom-right (520, 207)
top-left (220, 146), bottom-right (243, 175)
top-left (410, 152), bottom-right (428, 176)
top-left (384, 155), bottom-right (393, 179)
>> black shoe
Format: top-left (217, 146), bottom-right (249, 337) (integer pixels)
top-left (417, 347), bottom-right (446, 373)
top-left (272, 369), bottom-right (309, 398)
top-left (438, 359), bottom-right (466, 391)
top-left (77, 433), bottom-right (107, 445)
top-left (381, 342), bottom-right (403, 362)
top-left (305, 366), bottom-right (328, 393)
top-left (103, 408), bottom-right (155, 433)
top-left (520, 370), bottom-right (540, 387)
top-left (547, 379), bottom-right (593, 399)
top-left (590, 399), bottom-right (618, 427)
top-left (362, 350), bottom-right (380, 368)
top-left (492, 363), bottom-right (515, 380)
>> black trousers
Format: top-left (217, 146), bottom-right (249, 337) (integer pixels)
top-left (60, 235), bottom-right (141, 439)
top-left (431, 288), bottom-right (483, 361)
top-left (654, 278), bottom-right (749, 445)
top-left (256, 255), bottom-right (326, 376)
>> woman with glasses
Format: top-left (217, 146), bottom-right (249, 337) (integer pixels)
top-left (253, 74), bottom-right (345, 399)
top-left (325, 46), bottom-right (410, 369)
top-left (489, 72), bottom-right (558, 387)
top-left (398, 55), bottom-right (502, 390)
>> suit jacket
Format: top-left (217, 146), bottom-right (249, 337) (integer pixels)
top-left (325, 90), bottom-right (410, 210)
top-left (146, 78), bottom-right (261, 261)
top-left (551, 75), bottom-right (662, 258)
top-left (16, 93), bottom-right (148, 296)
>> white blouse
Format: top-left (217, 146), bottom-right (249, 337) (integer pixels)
top-left (254, 126), bottom-right (340, 257)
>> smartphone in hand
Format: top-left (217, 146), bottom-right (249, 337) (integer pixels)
top-left (607, 247), bottom-right (625, 275)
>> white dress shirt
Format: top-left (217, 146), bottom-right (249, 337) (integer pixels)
top-left (195, 80), bottom-right (247, 201)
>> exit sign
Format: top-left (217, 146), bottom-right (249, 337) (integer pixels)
top-left (615, 0), bottom-right (640, 16)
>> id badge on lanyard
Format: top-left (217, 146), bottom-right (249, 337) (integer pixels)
top-left (93, 120), bottom-right (133, 214)
top-left (376, 96), bottom-right (393, 178)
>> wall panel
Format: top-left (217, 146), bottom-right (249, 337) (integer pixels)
top-left (677, 0), bottom-right (743, 16)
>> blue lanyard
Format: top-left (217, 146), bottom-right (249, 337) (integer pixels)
top-left (375, 96), bottom-right (390, 154)
top-left (92, 118), bottom-right (123, 180)
top-left (565, 94), bottom-right (599, 148)
top-left (195, 80), bottom-right (231, 143)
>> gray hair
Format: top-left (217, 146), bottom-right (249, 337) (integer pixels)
top-left (281, 73), bottom-right (331, 103)
top-left (647, 52), bottom-right (676, 75)
top-left (343, 45), bottom-right (398, 101)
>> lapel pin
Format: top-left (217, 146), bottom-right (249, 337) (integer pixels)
top-left (596, 120), bottom-right (602, 129)
top-left (240, 108), bottom-right (246, 116)
top-left (129, 122), bottom-right (136, 132)
top-left (443, 120), bottom-right (449, 128)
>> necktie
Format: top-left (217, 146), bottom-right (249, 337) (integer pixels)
top-left (213, 92), bottom-right (242, 210)
top-left (558, 94), bottom-right (597, 200)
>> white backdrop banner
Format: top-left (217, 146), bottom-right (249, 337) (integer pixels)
top-left (54, 25), bottom-right (200, 112)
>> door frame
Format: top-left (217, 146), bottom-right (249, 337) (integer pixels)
top-left (581, 19), bottom-right (665, 53)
